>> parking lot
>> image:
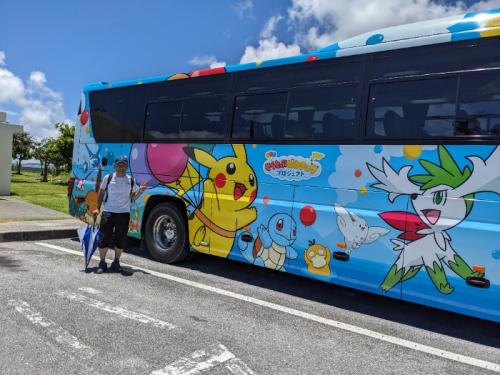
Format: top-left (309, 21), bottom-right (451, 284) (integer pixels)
top-left (1, 238), bottom-right (499, 374)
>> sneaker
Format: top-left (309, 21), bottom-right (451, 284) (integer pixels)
top-left (96, 260), bottom-right (107, 274)
top-left (111, 259), bottom-right (121, 273)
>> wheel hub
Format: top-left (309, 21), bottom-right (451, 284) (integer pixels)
top-left (153, 214), bottom-right (177, 251)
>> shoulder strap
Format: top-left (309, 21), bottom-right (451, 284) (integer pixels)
top-left (103, 174), bottom-right (113, 203)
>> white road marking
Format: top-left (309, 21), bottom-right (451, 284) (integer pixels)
top-left (8, 299), bottom-right (93, 355)
top-left (223, 358), bottom-right (256, 375)
top-left (36, 241), bottom-right (500, 373)
top-left (150, 344), bottom-right (254, 375)
top-left (57, 291), bottom-right (175, 330)
top-left (78, 287), bottom-right (102, 294)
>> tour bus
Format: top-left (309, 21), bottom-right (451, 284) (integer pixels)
top-left (69, 9), bottom-right (500, 322)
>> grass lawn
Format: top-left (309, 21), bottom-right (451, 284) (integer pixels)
top-left (10, 170), bottom-right (70, 214)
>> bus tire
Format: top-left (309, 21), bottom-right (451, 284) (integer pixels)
top-left (144, 202), bottom-right (189, 263)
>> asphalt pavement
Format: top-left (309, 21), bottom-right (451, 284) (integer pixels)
top-left (0, 196), bottom-right (80, 241)
top-left (0, 237), bottom-right (498, 375)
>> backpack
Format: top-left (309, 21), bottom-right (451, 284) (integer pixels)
top-left (103, 174), bottom-right (135, 203)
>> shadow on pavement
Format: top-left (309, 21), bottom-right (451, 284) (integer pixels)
top-left (118, 237), bottom-right (499, 348)
top-left (0, 254), bottom-right (26, 272)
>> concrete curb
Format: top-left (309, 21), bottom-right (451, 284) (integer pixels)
top-left (0, 229), bottom-right (78, 242)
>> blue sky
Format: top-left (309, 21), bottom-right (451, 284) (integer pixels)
top-left (0, 0), bottom-right (498, 138)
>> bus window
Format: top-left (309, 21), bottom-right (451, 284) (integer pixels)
top-left (366, 78), bottom-right (458, 139)
top-left (286, 85), bottom-right (357, 140)
top-left (180, 96), bottom-right (227, 139)
top-left (370, 37), bottom-right (500, 80)
top-left (458, 72), bottom-right (500, 137)
top-left (123, 87), bottom-right (146, 142)
top-left (89, 88), bottom-right (128, 142)
top-left (232, 93), bottom-right (287, 140)
top-left (236, 59), bottom-right (360, 92)
top-left (148, 75), bottom-right (231, 102)
top-left (144, 101), bottom-right (182, 140)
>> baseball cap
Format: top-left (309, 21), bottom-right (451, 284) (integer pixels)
top-left (114, 155), bottom-right (128, 165)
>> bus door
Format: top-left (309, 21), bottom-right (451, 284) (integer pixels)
top-left (293, 183), bottom-right (408, 300)
top-left (232, 176), bottom-right (296, 272)
top-left (400, 187), bottom-right (500, 322)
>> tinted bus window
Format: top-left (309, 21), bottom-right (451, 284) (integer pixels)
top-left (144, 101), bottom-right (182, 140)
top-left (123, 86), bottom-right (146, 142)
top-left (180, 96), bottom-right (226, 139)
top-left (236, 59), bottom-right (361, 92)
top-left (366, 78), bottom-right (458, 139)
top-left (370, 37), bottom-right (500, 80)
top-left (90, 88), bottom-right (128, 142)
top-left (286, 84), bottom-right (357, 140)
top-left (148, 75), bottom-right (231, 102)
top-left (232, 93), bottom-right (288, 140)
top-left (458, 72), bottom-right (500, 137)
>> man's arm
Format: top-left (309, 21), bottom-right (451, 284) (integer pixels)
top-left (93, 189), bottom-right (105, 217)
top-left (131, 180), bottom-right (147, 202)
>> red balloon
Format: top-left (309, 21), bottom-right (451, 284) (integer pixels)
top-left (300, 205), bottom-right (316, 226)
top-left (80, 110), bottom-right (89, 125)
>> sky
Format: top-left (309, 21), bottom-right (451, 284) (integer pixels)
top-left (1, 0), bottom-right (500, 139)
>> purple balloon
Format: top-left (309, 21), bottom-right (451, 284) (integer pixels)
top-left (129, 143), bottom-right (160, 188)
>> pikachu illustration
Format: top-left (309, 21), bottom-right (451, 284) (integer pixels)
top-left (183, 144), bottom-right (258, 258)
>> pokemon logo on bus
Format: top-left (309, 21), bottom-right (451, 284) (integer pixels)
top-left (368, 146), bottom-right (500, 294)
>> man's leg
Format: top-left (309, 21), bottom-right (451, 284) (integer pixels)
top-left (97, 212), bottom-right (113, 274)
top-left (111, 213), bottom-right (130, 272)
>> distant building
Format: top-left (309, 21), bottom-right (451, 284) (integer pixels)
top-left (0, 112), bottom-right (23, 195)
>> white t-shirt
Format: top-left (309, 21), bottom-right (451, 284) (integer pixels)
top-left (100, 173), bottom-right (137, 213)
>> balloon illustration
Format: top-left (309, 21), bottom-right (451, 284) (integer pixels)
top-left (300, 205), bottom-right (317, 227)
top-left (129, 143), bottom-right (160, 188)
top-left (146, 143), bottom-right (188, 183)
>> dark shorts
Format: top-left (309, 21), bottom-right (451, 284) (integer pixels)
top-left (98, 212), bottom-right (130, 250)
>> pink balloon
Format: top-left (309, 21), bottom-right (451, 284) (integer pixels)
top-left (147, 143), bottom-right (188, 183)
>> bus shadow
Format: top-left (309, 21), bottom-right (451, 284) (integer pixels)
top-left (124, 237), bottom-right (499, 349)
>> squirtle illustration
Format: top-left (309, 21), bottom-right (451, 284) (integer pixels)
top-left (238, 213), bottom-right (298, 271)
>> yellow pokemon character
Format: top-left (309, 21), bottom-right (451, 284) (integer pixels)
top-left (304, 239), bottom-right (331, 277)
top-left (183, 144), bottom-right (258, 258)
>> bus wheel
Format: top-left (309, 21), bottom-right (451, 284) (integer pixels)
top-left (144, 202), bottom-right (189, 263)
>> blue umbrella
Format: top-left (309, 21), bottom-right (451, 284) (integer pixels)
top-left (78, 224), bottom-right (100, 270)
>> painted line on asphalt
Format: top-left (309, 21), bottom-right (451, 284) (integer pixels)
top-left (36, 241), bottom-right (500, 373)
top-left (8, 299), bottom-right (93, 356)
top-left (78, 287), bottom-right (102, 295)
top-left (57, 291), bottom-right (175, 330)
top-left (150, 344), bottom-right (254, 375)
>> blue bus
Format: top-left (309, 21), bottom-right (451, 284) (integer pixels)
top-left (69, 9), bottom-right (500, 322)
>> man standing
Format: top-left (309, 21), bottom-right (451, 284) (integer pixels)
top-left (92, 156), bottom-right (145, 273)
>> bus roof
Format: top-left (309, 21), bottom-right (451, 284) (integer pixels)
top-left (85, 8), bottom-right (500, 92)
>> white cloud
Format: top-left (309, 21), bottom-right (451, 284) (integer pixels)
top-left (0, 51), bottom-right (5, 66)
top-left (0, 52), bottom-right (71, 139)
top-left (261, 15), bottom-right (283, 38)
top-left (234, 0), bottom-right (254, 19)
top-left (0, 68), bottom-right (25, 104)
top-left (29, 71), bottom-right (47, 87)
top-left (189, 55), bottom-right (226, 69)
top-left (288, 0), bottom-right (500, 50)
top-left (240, 37), bottom-right (301, 63)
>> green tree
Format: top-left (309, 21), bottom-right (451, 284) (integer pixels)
top-left (32, 138), bottom-right (62, 182)
top-left (53, 123), bottom-right (75, 173)
top-left (12, 132), bottom-right (35, 174)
